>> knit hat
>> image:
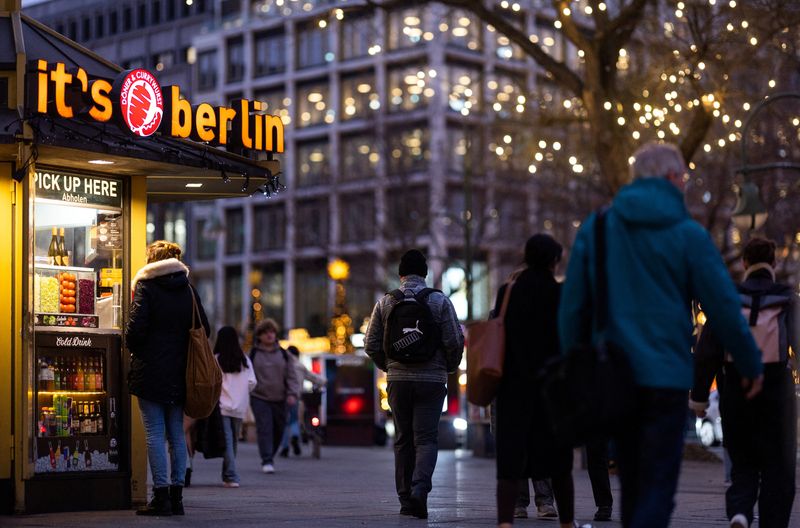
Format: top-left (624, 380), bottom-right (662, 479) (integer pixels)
top-left (524, 234), bottom-right (562, 270)
top-left (398, 249), bottom-right (428, 277)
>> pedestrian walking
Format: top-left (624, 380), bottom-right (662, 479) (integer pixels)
top-left (585, 438), bottom-right (613, 521)
top-left (278, 345), bottom-right (326, 458)
top-left (127, 240), bottom-right (210, 516)
top-left (215, 326), bottom-right (257, 487)
top-left (365, 249), bottom-right (464, 519)
top-left (493, 234), bottom-right (584, 528)
top-left (514, 479), bottom-right (559, 519)
top-left (691, 236), bottom-right (798, 528)
top-left (558, 142), bottom-right (764, 528)
top-left (249, 318), bottom-right (300, 474)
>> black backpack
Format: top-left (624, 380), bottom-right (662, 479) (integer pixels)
top-left (383, 288), bottom-right (441, 364)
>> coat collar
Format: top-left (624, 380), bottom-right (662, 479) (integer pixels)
top-left (131, 258), bottom-right (190, 291)
top-left (743, 262), bottom-right (775, 282)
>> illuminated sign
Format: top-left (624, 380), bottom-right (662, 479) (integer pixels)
top-left (32, 60), bottom-right (284, 154)
top-left (34, 170), bottom-right (122, 209)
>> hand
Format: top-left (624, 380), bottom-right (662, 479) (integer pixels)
top-left (742, 374), bottom-right (764, 399)
top-left (286, 395), bottom-right (297, 406)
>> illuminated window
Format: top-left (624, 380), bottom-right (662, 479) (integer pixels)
top-left (341, 14), bottom-right (376, 59)
top-left (341, 70), bottom-right (378, 120)
top-left (297, 22), bottom-right (329, 69)
top-left (254, 30), bottom-right (286, 76)
top-left (388, 64), bottom-right (432, 113)
top-left (226, 37), bottom-right (245, 82)
top-left (253, 203), bottom-right (286, 251)
top-left (446, 126), bottom-right (480, 174)
top-left (225, 208), bottom-right (245, 255)
top-left (488, 70), bottom-right (527, 118)
top-left (195, 218), bottom-right (217, 261)
top-left (387, 7), bottom-right (425, 50)
top-left (253, 86), bottom-right (285, 114)
top-left (387, 127), bottom-right (430, 176)
top-left (252, 262), bottom-right (285, 331)
top-left (296, 140), bottom-right (331, 187)
top-left (341, 134), bottom-right (379, 181)
top-left (197, 50), bottom-right (217, 91)
top-left (444, 9), bottom-right (481, 51)
top-left (340, 193), bottom-right (375, 243)
top-left (296, 80), bottom-right (330, 128)
top-left (446, 63), bottom-right (481, 114)
top-left (295, 201), bottom-right (329, 248)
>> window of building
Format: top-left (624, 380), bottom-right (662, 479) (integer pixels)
top-left (254, 30), bottom-right (286, 77)
top-left (227, 37), bottom-right (245, 82)
top-left (252, 263), bottom-right (285, 331)
top-left (341, 70), bottom-right (378, 120)
top-left (193, 274), bottom-right (217, 332)
top-left (197, 50), bottom-right (217, 91)
top-left (340, 133), bottom-right (379, 181)
top-left (443, 9), bottom-right (481, 51)
top-left (387, 7), bottom-right (425, 50)
top-left (109, 11), bottom-right (118, 34)
top-left (296, 22), bottom-right (329, 69)
top-left (122, 57), bottom-right (145, 69)
top-left (490, 124), bottom-right (529, 177)
top-left (152, 0), bottom-right (161, 24)
top-left (345, 256), bottom-right (378, 330)
top-left (254, 86), bottom-right (285, 114)
top-left (444, 185), bottom-right (486, 242)
top-left (137, 3), bottom-right (147, 29)
top-left (195, 217), bottom-right (217, 261)
top-left (67, 20), bottom-right (77, 40)
top-left (387, 127), bottom-right (430, 176)
top-left (166, 0), bottom-right (176, 21)
top-left (446, 125), bottom-right (481, 174)
top-left (495, 33), bottom-right (524, 61)
top-left (296, 80), bottom-right (330, 128)
top-left (123, 6), bottom-right (132, 31)
top-left (495, 191), bottom-right (528, 242)
top-left (81, 17), bottom-right (91, 40)
top-left (95, 14), bottom-right (105, 38)
top-left (224, 265), bottom-right (243, 326)
top-left (340, 193), bottom-right (375, 243)
top-left (196, 0), bottom-right (208, 14)
top-left (446, 63), bottom-right (481, 115)
top-left (253, 203), bottom-right (286, 251)
top-left (181, 0), bottom-right (192, 17)
top-left (341, 14), bottom-right (375, 60)
top-left (225, 208), bottom-right (245, 255)
top-left (295, 199), bottom-right (329, 248)
top-left (385, 186), bottom-right (429, 240)
top-left (296, 140), bottom-right (331, 187)
top-left (488, 70), bottom-right (527, 119)
top-left (388, 64), bottom-right (432, 113)
top-left (294, 260), bottom-right (328, 337)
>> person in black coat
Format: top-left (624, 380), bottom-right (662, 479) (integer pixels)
top-left (494, 234), bottom-right (578, 528)
top-left (126, 241), bottom-right (210, 516)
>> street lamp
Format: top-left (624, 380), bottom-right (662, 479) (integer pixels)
top-left (732, 92), bottom-right (800, 230)
top-left (327, 258), bottom-right (355, 354)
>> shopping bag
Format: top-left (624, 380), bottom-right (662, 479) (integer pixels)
top-left (184, 286), bottom-right (222, 419)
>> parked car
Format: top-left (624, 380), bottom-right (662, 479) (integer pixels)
top-left (695, 390), bottom-right (723, 447)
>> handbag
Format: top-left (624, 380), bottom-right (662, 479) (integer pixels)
top-left (184, 286), bottom-right (223, 419)
top-left (191, 403), bottom-right (226, 459)
top-left (539, 208), bottom-right (637, 446)
top-left (466, 279), bottom-right (515, 406)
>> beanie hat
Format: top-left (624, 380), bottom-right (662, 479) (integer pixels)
top-left (399, 249), bottom-right (428, 277)
top-left (524, 234), bottom-right (562, 270)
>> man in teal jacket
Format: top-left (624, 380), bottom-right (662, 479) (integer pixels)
top-left (558, 142), bottom-right (764, 528)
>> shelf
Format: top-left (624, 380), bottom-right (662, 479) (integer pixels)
top-left (35, 327), bottom-right (121, 335)
top-left (38, 391), bottom-right (106, 396)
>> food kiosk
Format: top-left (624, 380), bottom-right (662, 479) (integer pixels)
top-left (0, 1), bottom-right (283, 513)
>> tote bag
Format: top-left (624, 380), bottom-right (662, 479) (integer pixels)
top-left (184, 286), bottom-right (223, 419)
top-left (466, 280), bottom-right (514, 406)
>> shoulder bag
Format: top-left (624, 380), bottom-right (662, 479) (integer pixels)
top-left (184, 286), bottom-right (223, 419)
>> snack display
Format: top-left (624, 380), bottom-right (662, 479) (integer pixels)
top-left (59, 272), bottom-right (77, 313)
top-left (40, 276), bottom-right (60, 313)
top-left (35, 265), bottom-right (97, 318)
top-left (78, 279), bottom-right (94, 314)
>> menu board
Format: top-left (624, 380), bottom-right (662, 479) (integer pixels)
top-left (96, 214), bottom-right (123, 251)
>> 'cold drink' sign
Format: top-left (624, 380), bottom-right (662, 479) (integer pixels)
top-left (34, 171), bottom-right (122, 209)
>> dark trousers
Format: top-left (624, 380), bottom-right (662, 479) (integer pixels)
top-left (387, 381), bottom-right (447, 501)
top-left (250, 397), bottom-right (287, 465)
top-left (516, 478), bottom-right (554, 508)
top-left (614, 388), bottom-right (687, 528)
top-left (586, 437), bottom-right (613, 508)
top-left (722, 363), bottom-right (797, 528)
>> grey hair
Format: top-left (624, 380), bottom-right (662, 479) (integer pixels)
top-left (629, 142), bottom-right (686, 181)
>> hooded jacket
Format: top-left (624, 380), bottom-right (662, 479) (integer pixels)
top-left (559, 177), bottom-right (762, 390)
top-left (365, 275), bottom-right (464, 383)
top-left (126, 258), bottom-right (210, 404)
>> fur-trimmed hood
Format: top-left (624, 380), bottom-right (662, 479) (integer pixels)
top-left (131, 258), bottom-right (190, 291)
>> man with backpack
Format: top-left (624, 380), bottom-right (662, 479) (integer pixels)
top-left (365, 249), bottom-right (464, 519)
top-left (691, 237), bottom-right (798, 528)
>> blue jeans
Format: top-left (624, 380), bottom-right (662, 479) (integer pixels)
top-left (222, 416), bottom-right (241, 483)
top-left (250, 396), bottom-right (287, 465)
top-left (137, 398), bottom-right (186, 488)
top-left (279, 402), bottom-right (300, 450)
top-left (387, 381), bottom-right (447, 500)
top-left (614, 388), bottom-right (687, 528)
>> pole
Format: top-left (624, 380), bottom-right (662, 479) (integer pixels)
top-left (463, 122), bottom-right (473, 322)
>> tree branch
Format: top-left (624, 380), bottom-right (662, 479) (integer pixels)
top-left (553, 0), bottom-right (593, 54)
top-left (679, 103), bottom-right (713, 163)
top-left (599, 0), bottom-right (651, 50)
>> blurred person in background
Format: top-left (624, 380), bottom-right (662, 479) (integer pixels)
top-left (278, 345), bottom-right (327, 458)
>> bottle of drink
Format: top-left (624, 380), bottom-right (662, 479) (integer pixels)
top-left (77, 358), bottom-right (85, 391)
top-left (54, 357), bottom-right (62, 391)
top-left (48, 441), bottom-right (56, 469)
top-left (38, 357), bottom-right (47, 391)
top-left (68, 357), bottom-right (76, 391)
top-left (72, 440), bottom-right (80, 468)
top-left (84, 439), bottom-right (92, 468)
top-left (108, 397), bottom-right (119, 464)
top-left (95, 400), bottom-right (103, 434)
top-left (46, 358), bottom-right (55, 391)
top-left (48, 227), bottom-right (60, 266)
top-left (58, 227), bottom-right (69, 267)
top-left (82, 402), bottom-right (91, 434)
top-left (96, 358), bottom-right (103, 391)
top-left (87, 359), bottom-right (96, 391)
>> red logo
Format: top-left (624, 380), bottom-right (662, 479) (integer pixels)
top-left (117, 69), bottom-right (163, 137)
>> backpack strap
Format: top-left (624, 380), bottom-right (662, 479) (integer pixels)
top-left (748, 294), bottom-right (762, 327)
top-left (389, 289), bottom-right (404, 301)
top-left (413, 288), bottom-right (440, 302)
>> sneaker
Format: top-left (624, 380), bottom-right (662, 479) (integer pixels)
top-left (261, 463), bottom-right (275, 474)
top-left (537, 503), bottom-right (558, 519)
top-left (514, 506), bottom-right (528, 519)
top-left (222, 481), bottom-right (240, 488)
top-left (594, 506), bottom-right (612, 521)
top-left (730, 514), bottom-right (749, 528)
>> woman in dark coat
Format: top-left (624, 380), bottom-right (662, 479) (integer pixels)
top-left (495, 234), bottom-right (577, 528)
top-left (126, 240), bottom-right (210, 516)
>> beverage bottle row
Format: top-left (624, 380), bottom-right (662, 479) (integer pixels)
top-left (40, 396), bottom-right (104, 437)
top-left (38, 355), bottom-right (104, 392)
top-left (46, 226), bottom-right (70, 266)
top-left (48, 438), bottom-right (92, 470)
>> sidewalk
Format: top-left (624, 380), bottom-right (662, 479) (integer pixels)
top-left (4, 440), bottom-right (798, 527)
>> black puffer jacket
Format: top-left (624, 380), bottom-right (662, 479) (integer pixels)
top-left (126, 258), bottom-right (210, 405)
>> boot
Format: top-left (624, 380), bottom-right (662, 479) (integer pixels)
top-left (136, 487), bottom-right (172, 516)
top-left (169, 485), bottom-right (185, 515)
top-left (291, 436), bottom-right (301, 456)
top-left (184, 467), bottom-right (192, 488)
